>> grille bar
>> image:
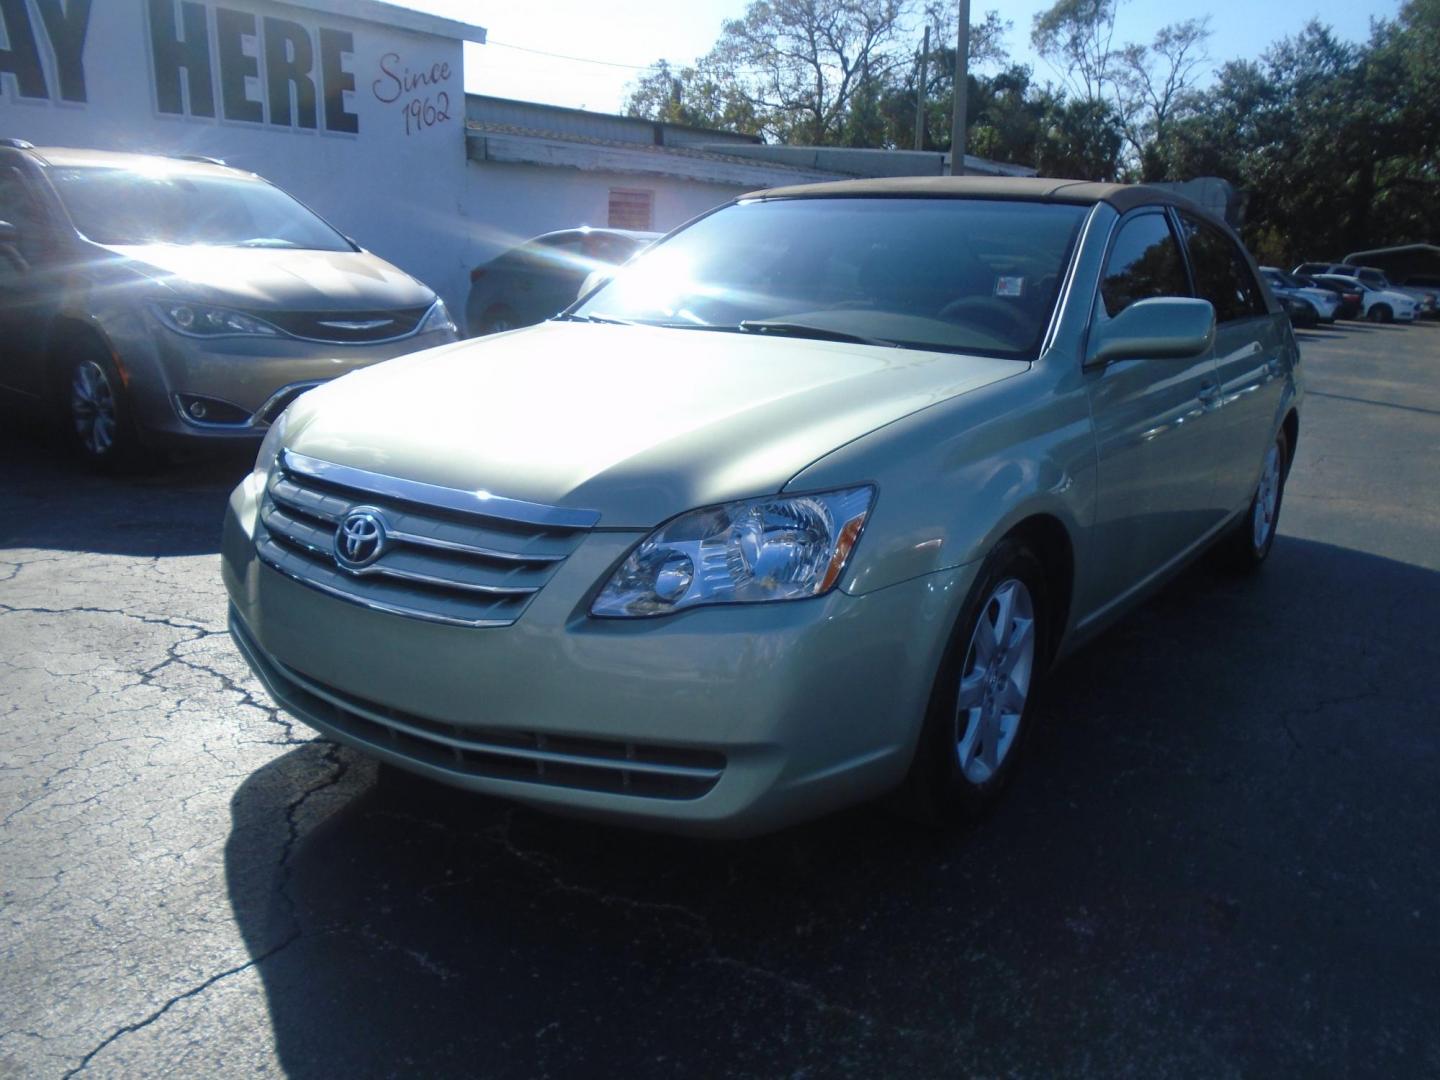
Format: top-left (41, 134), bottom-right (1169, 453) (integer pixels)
top-left (256, 452), bottom-right (593, 627)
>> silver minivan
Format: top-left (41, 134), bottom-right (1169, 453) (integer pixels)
top-left (224, 177), bottom-right (1301, 835)
top-left (0, 141), bottom-right (458, 467)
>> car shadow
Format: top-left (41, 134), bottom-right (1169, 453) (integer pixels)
top-left (0, 420), bottom-right (250, 557)
top-left (225, 536), bottom-right (1440, 1077)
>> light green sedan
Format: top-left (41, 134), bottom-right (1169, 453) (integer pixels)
top-left (222, 177), bottom-right (1301, 836)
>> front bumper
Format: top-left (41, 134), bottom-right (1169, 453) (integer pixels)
top-left (222, 480), bottom-right (974, 835)
top-left (113, 323), bottom-right (458, 446)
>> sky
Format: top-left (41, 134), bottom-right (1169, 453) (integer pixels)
top-left (402, 0), bottom-right (1404, 116)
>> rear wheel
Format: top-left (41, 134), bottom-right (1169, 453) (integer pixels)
top-left (1221, 428), bottom-right (1289, 572)
top-left (479, 305), bottom-right (519, 335)
top-left (896, 538), bottom-right (1050, 823)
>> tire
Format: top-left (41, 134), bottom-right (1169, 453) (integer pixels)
top-left (1369, 304), bottom-right (1392, 324)
top-left (479, 305), bottom-right (519, 335)
top-left (1220, 427), bottom-right (1289, 572)
top-left (895, 537), bottom-right (1050, 824)
top-left (54, 342), bottom-right (151, 471)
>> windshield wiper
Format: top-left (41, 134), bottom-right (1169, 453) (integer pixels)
top-left (738, 320), bottom-right (896, 348)
top-left (553, 312), bottom-right (637, 326)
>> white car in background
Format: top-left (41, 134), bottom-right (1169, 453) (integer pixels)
top-left (1311, 274), bottom-right (1418, 323)
top-left (1296, 262), bottom-right (1436, 319)
top-left (1259, 267), bottom-right (1340, 323)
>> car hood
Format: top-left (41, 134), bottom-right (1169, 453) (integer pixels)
top-left (103, 244), bottom-right (435, 311)
top-left (284, 320), bottom-right (1025, 528)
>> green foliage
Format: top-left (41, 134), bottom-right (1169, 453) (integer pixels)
top-left (621, 0), bottom-right (1440, 253)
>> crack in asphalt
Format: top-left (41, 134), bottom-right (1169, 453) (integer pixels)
top-left (56, 936), bottom-right (301, 1080)
top-left (55, 744), bottom-right (349, 1075)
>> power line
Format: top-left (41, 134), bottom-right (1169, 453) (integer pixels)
top-left (484, 39), bottom-right (668, 72)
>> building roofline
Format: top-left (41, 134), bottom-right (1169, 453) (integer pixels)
top-left (465, 94), bottom-right (762, 143)
top-left (277, 0), bottom-right (486, 43)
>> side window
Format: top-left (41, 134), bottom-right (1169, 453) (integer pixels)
top-left (1099, 212), bottom-right (1189, 318)
top-left (1179, 214), bottom-right (1267, 323)
top-left (0, 166), bottom-right (46, 267)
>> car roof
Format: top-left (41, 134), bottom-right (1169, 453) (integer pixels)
top-left (748, 175), bottom-right (1216, 220)
top-left (534, 227), bottom-right (662, 243)
top-left (17, 145), bottom-right (253, 179)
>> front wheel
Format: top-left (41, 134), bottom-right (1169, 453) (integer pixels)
top-left (57, 348), bottom-right (149, 471)
top-left (896, 538), bottom-right (1050, 823)
top-left (1369, 303), bottom-right (1393, 324)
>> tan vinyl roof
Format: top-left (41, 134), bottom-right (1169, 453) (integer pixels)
top-left (750, 175), bottom-right (1209, 217)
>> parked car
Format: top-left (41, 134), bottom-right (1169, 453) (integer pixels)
top-left (466, 227), bottom-right (659, 336)
top-left (1276, 294), bottom-right (1319, 328)
top-left (1259, 267), bottom-right (1339, 323)
top-left (1295, 260), bottom-right (1437, 318)
top-left (225, 178), bottom-right (1300, 836)
top-left (1293, 274), bottom-right (1364, 320)
top-left (1400, 274), bottom-right (1440, 317)
top-left (0, 141), bottom-right (458, 467)
top-left (1312, 273), bottom-right (1418, 323)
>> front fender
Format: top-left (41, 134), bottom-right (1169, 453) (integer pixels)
top-left (786, 365), bottom-right (1096, 600)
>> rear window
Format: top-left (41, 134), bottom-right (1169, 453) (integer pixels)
top-left (577, 197), bottom-right (1089, 360)
top-left (1178, 214), bottom-right (1267, 323)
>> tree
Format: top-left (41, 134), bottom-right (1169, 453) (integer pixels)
top-left (1030, 0), bottom-right (1121, 102)
top-left (699, 0), bottom-right (914, 145)
top-left (1114, 17), bottom-right (1213, 176)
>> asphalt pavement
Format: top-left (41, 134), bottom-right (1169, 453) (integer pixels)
top-left (2, 321), bottom-right (1438, 1078)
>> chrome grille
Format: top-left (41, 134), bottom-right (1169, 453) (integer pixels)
top-left (256, 450), bottom-right (597, 628)
top-left (229, 610), bottom-right (725, 800)
top-left (257, 306), bottom-right (431, 343)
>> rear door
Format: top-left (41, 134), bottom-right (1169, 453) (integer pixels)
top-left (1085, 209), bottom-right (1225, 605)
top-left (1176, 211), bottom-right (1287, 516)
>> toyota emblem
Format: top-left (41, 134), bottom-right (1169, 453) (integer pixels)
top-left (334, 508), bottom-right (386, 570)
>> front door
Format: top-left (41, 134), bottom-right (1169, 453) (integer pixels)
top-left (0, 164), bottom-right (54, 397)
top-left (1085, 209), bottom-right (1224, 609)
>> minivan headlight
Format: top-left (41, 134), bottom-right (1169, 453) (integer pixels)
top-left (153, 303), bottom-right (282, 338)
top-left (418, 298), bottom-right (456, 334)
top-left (591, 487), bottom-right (874, 618)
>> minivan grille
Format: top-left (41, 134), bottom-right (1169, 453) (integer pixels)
top-left (258, 306), bottom-right (431, 343)
top-left (256, 451), bottom-right (597, 628)
top-left (230, 610), bottom-right (725, 800)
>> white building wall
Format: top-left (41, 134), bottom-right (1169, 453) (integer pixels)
top-left (0, 0), bottom-right (473, 314)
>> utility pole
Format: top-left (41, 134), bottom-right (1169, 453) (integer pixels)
top-left (913, 25), bottom-right (929, 152)
top-left (949, 0), bottom-right (970, 175)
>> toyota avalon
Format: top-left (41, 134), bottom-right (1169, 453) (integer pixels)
top-left (223, 177), bottom-right (1301, 835)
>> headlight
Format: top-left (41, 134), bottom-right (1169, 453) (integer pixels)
top-left (153, 302), bottom-right (282, 338)
top-left (591, 487), bottom-right (874, 618)
top-left (418, 298), bottom-right (456, 334)
top-left (249, 410), bottom-right (288, 491)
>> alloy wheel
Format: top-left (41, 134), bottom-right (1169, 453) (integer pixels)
top-left (955, 578), bottom-right (1036, 784)
top-left (70, 359), bottom-right (117, 457)
top-left (1252, 440), bottom-right (1282, 549)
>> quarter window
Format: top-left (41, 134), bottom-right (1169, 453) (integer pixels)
top-left (1099, 212), bottom-right (1189, 318)
top-left (1179, 214), bottom-right (1267, 323)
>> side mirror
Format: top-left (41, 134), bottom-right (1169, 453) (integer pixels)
top-left (1087, 297), bottom-right (1215, 366)
top-left (577, 268), bottom-right (612, 302)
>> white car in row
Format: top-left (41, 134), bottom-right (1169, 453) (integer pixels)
top-left (1259, 268), bottom-right (1340, 323)
top-left (1311, 274), bottom-right (1419, 323)
top-left (1294, 262), bottom-right (1431, 321)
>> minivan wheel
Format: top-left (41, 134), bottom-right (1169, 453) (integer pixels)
top-left (1221, 428), bottom-right (1289, 572)
top-left (58, 348), bottom-right (148, 470)
top-left (896, 538), bottom-right (1049, 823)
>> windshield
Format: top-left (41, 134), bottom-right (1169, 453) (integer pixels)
top-left (49, 166), bottom-right (352, 251)
top-left (574, 197), bottom-right (1088, 359)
